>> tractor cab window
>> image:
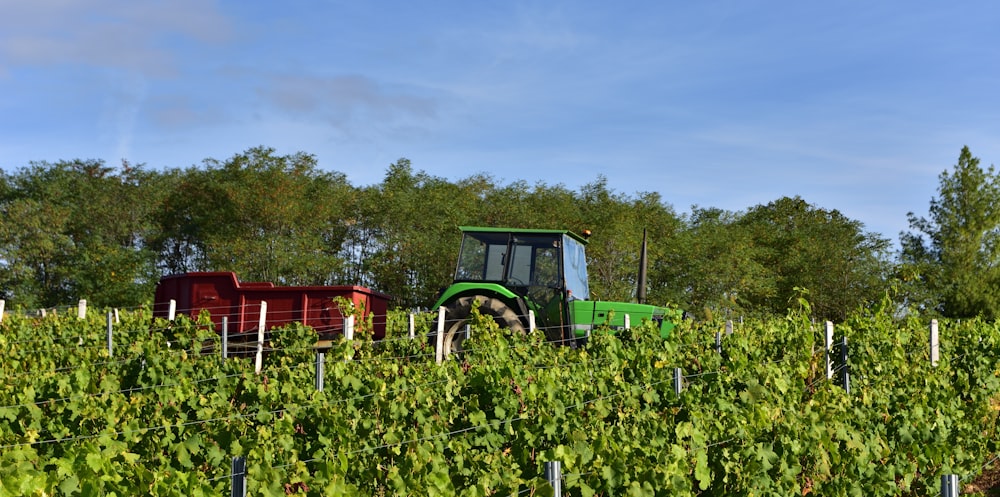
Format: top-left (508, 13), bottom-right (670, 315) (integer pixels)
top-left (509, 235), bottom-right (563, 318)
top-left (563, 235), bottom-right (590, 300)
top-left (455, 231), bottom-right (578, 303)
top-left (508, 235), bottom-right (561, 288)
top-left (455, 232), bottom-right (509, 281)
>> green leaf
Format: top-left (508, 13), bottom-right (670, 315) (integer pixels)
top-left (59, 475), bottom-right (81, 495)
top-left (694, 450), bottom-right (711, 490)
top-left (85, 452), bottom-right (106, 473)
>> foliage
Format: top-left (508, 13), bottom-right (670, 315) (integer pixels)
top-left (736, 196), bottom-right (892, 321)
top-left (0, 147), bottom-right (904, 319)
top-left (0, 306), bottom-right (997, 495)
top-left (151, 146), bottom-right (355, 286)
top-left (345, 159), bottom-right (479, 308)
top-left (576, 178), bottom-right (683, 303)
top-left (654, 206), bottom-right (770, 320)
top-left (655, 198), bottom-right (891, 321)
top-left (901, 146), bottom-right (1000, 319)
top-left (0, 160), bottom-right (160, 308)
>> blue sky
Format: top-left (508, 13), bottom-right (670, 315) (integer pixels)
top-left (1, 1), bottom-right (998, 245)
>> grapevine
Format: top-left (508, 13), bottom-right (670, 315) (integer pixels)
top-left (0, 305), bottom-right (997, 496)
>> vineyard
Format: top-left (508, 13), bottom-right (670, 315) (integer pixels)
top-left (0, 300), bottom-right (999, 496)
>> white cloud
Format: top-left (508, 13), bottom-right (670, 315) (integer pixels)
top-left (257, 74), bottom-right (440, 141)
top-left (0, 0), bottom-right (232, 76)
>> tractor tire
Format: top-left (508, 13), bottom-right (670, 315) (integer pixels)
top-left (430, 295), bottom-right (526, 357)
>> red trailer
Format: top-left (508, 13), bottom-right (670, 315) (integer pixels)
top-left (153, 272), bottom-right (390, 340)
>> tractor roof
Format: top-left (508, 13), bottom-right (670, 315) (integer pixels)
top-left (458, 226), bottom-right (590, 245)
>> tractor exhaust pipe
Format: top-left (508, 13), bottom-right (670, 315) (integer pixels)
top-left (637, 228), bottom-right (648, 304)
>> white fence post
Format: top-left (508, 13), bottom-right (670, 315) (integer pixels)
top-left (0, 300), bottom-right (5, 324)
top-left (930, 319), bottom-right (940, 367)
top-left (222, 316), bottom-right (229, 359)
top-left (624, 314), bottom-right (631, 330)
top-left (436, 306), bottom-right (446, 365)
top-left (528, 310), bottom-right (536, 333)
top-left (168, 299), bottom-right (177, 321)
top-left (825, 321), bottom-right (834, 380)
top-left (106, 311), bottom-right (113, 357)
top-left (255, 302), bottom-right (267, 374)
top-left (78, 299), bottom-right (87, 319)
top-left (315, 351), bottom-right (325, 392)
top-left (840, 336), bottom-right (850, 394)
top-left (344, 315), bottom-right (355, 363)
top-left (725, 320), bottom-right (734, 335)
top-left (408, 313), bottom-right (415, 339)
top-left (345, 315), bottom-right (355, 341)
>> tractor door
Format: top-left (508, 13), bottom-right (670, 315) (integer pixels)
top-left (508, 235), bottom-right (565, 340)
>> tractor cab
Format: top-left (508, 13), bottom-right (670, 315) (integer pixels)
top-left (457, 228), bottom-right (588, 294)
top-left (431, 226), bottom-right (676, 353)
top-left (448, 228), bottom-right (592, 332)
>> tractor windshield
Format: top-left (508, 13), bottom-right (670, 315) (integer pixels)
top-left (563, 234), bottom-right (590, 300)
top-left (455, 232), bottom-right (508, 281)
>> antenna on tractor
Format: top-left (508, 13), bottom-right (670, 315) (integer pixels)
top-left (637, 228), bottom-right (648, 304)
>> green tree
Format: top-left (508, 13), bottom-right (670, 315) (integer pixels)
top-left (479, 179), bottom-right (583, 231)
top-left (737, 196), bottom-right (890, 320)
top-left (0, 160), bottom-right (160, 308)
top-left (152, 146), bottom-right (355, 286)
top-left (654, 207), bottom-right (771, 320)
top-left (900, 146), bottom-right (1000, 318)
top-left (576, 177), bottom-right (682, 303)
top-left (347, 159), bottom-right (484, 308)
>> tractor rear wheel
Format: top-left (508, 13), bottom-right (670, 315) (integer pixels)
top-left (430, 295), bottom-right (525, 357)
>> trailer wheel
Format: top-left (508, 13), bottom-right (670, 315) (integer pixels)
top-left (430, 295), bottom-right (525, 357)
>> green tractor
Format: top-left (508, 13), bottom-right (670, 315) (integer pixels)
top-left (430, 226), bottom-right (678, 354)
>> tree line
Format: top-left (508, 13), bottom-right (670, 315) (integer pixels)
top-left (0, 145), bottom-right (991, 321)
